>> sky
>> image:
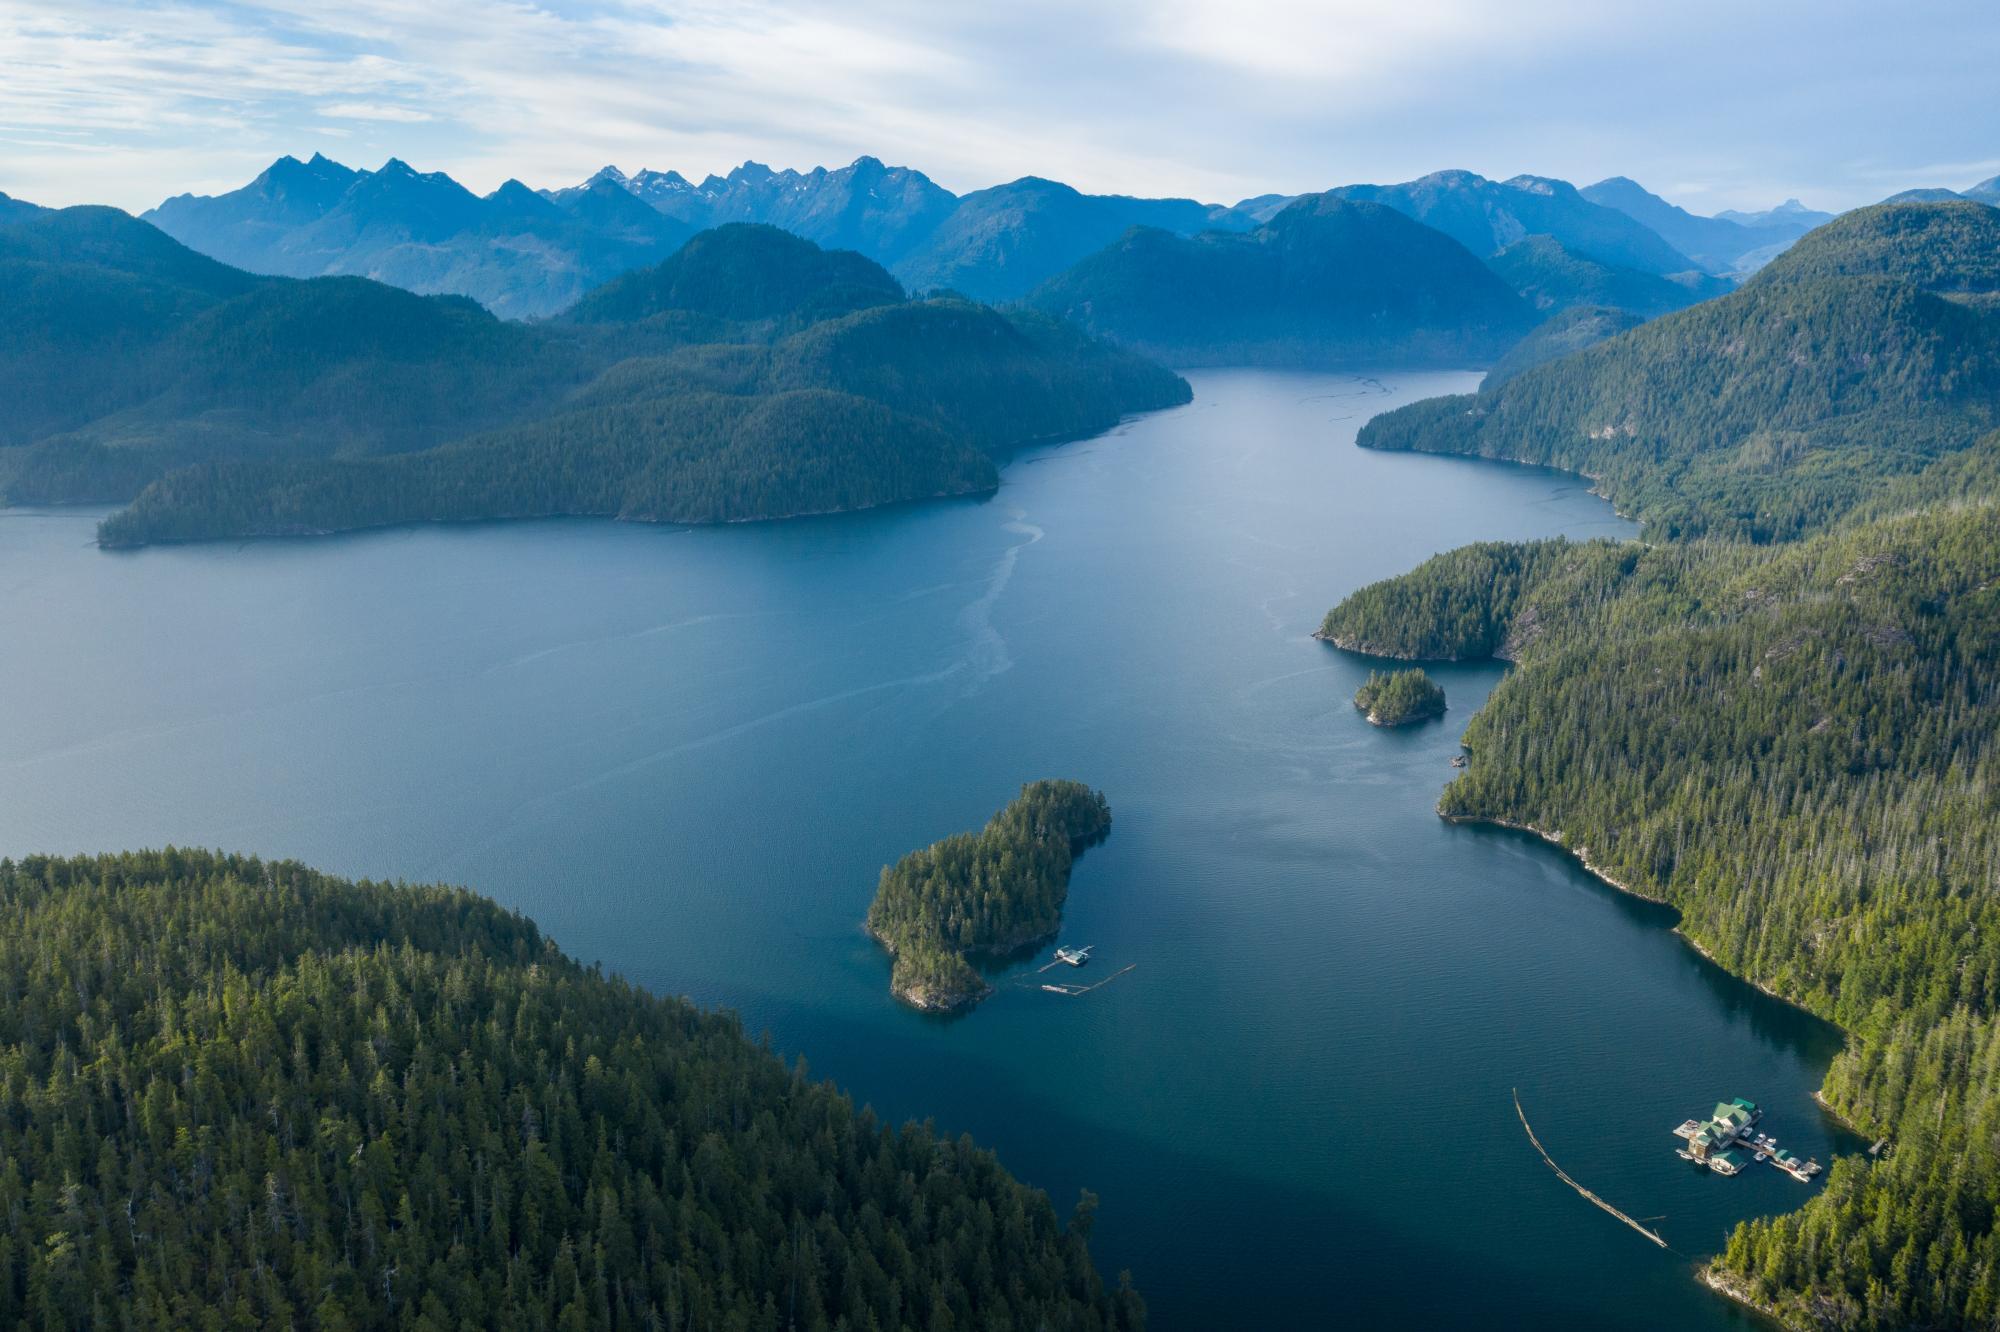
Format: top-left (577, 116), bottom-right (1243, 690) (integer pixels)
top-left (2, 0), bottom-right (1996, 215)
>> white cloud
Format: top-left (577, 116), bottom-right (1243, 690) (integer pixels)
top-left (0, 0), bottom-right (1994, 214)
top-left (321, 101), bottom-right (435, 122)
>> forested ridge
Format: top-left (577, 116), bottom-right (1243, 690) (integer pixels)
top-left (1321, 200), bottom-right (2000, 1329)
top-left (1022, 193), bottom-right (1533, 368)
top-left (0, 208), bottom-right (1188, 544)
top-left (1355, 202), bottom-right (2000, 543)
top-left (0, 849), bottom-right (1143, 1331)
top-left (866, 783), bottom-right (1112, 1012)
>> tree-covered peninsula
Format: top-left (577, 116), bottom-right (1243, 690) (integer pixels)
top-left (1353, 201), bottom-right (2000, 544)
top-left (0, 209), bottom-right (1190, 544)
top-left (1353, 668), bottom-right (1446, 726)
top-left (0, 849), bottom-right (1144, 1330)
top-left (1321, 202), bottom-right (2000, 1329)
top-left (866, 781), bottom-right (1112, 1012)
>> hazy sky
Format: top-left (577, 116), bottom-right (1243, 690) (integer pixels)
top-left (4, 0), bottom-right (1996, 214)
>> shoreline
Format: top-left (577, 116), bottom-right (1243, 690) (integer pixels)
top-left (1310, 627), bottom-right (1491, 663)
top-left (1697, 1266), bottom-right (1789, 1327)
top-left (1435, 810), bottom-right (1667, 904)
top-left (1441, 810), bottom-right (1842, 1029)
top-left (865, 920), bottom-right (1062, 1015)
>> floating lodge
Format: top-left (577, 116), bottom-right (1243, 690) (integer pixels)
top-left (1674, 1098), bottom-right (1822, 1182)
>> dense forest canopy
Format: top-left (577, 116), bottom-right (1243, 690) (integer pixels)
top-left (0, 849), bottom-right (1143, 1331)
top-left (866, 782), bottom-right (1112, 1012)
top-left (1355, 203), bottom-right (2000, 543)
top-left (1323, 201), bottom-right (2000, 1329)
top-left (0, 206), bottom-right (1189, 545)
top-left (1351, 668), bottom-right (1447, 726)
top-left (1477, 306), bottom-right (1648, 390)
top-left (564, 224), bottom-right (903, 330)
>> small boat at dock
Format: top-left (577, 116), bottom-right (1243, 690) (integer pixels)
top-left (1053, 945), bottom-right (1092, 967)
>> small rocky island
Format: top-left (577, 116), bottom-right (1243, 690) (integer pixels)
top-left (866, 780), bottom-right (1111, 1012)
top-left (1354, 668), bottom-right (1447, 726)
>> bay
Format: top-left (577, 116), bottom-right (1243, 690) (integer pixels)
top-left (0, 368), bottom-right (1856, 1327)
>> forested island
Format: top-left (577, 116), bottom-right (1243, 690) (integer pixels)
top-left (0, 209), bottom-right (1189, 545)
top-left (1353, 668), bottom-right (1446, 726)
top-left (0, 849), bottom-right (1144, 1330)
top-left (1324, 201), bottom-right (2000, 1328)
top-left (866, 781), bottom-right (1112, 1012)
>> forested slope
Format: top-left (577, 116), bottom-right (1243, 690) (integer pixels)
top-left (0, 849), bottom-right (1143, 1330)
top-left (0, 208), bottom-right (1189, 543)
top-left (1022, 194), bottom-right (1532, 368)
top-left (1354, 203), bottom-right (2000, 542)
top-left (1321, 204), bottom-right (2000, 1328)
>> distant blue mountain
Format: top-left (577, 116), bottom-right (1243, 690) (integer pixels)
top-left (1883, 187), bottom-right (1971, 204)
top-left (561, 161), bottom-right (1259, 303)
top-left (1021, 192), bottom-right (1534, 367)
top-left (147, 155), bottom-right (692, 318)
top-left (1580, 176), bottom-right (1816, 273)
top-left (1486, 234), bottom-right (1734, 316)
top-left (1875, 177), bottom-right (2000, 207)
top-left (890, 176), bottom-right (1259, 303)
top-left (552, 157), bottom-right (960, 267)
top-left (1330, 170), bottom-right (1698, 275)
top-left (1713, 198), bottom-right (1836, 230)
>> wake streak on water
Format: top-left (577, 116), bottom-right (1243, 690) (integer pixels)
top-left (955, 508), bottom-right (1043, 692)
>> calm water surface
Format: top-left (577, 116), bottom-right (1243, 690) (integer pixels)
top-left (0, 369), bottom-right (1856, 1328)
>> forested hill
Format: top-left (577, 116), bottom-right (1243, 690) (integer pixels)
top-left (563, 223), bottom-right (904, 330)
top-left (0, 205), bottom-right (1190, 544)
top-left (1746, 199), bottom-right (2000, 296)
top-left (1022, 194), bottom-right (1534, 368)
top-left (1483, 235), bottom-right (1730, 318)
top-left (0, 849), bottom-right (1143, 1329)
top-left (1320, 202), bottom-right (2000, 1327)
top-left (1355, 202), bottom-right (2000, 542)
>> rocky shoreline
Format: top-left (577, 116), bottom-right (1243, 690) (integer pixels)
top-left (1697, 1266), bottom-right (1789, 1326)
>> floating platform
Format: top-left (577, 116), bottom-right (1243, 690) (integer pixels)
top-left (1039, 962), bottom-right (1136, 997)
top-left (1672, 1099), bottom-right (1820, 1182)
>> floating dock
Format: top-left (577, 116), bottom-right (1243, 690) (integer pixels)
top-left (1673, 1100), bottom-right (1820, 1182)
top-left (1039, 945), bottom-right (1093, 971)
top-left (1040, 963), bottom-right (1136, 996)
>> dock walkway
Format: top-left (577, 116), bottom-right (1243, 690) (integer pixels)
top-left (1039, 963), bottom-right (1137, 996)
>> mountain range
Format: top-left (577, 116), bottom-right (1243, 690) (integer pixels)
top-left (137, 155), bottom-right (1862, 324)
top-left (1329, 170), bottom-right (1699, 275)
top-left (1022, 193), bottom-right (1535, 367)
top-left (146, 155), bottom-right (695, 319)
top-left (1578, 176), bottom-right (1823, 272)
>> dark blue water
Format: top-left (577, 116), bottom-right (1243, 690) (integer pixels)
top-left (0, 369), bottom-right (1856, 1328)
